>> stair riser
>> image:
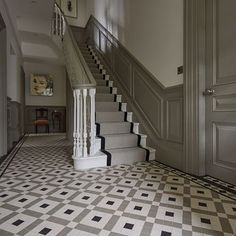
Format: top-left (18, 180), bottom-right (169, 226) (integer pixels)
top-left (95, 94), bottom-right (115, 102)
top-left (96, 102), bottom-right (120, 112)
top-left (103, 135), bottom-right (138, 149)
top-left (98, 123), bottom-right (131, 135)
top-left (109, 148), bottom-right (147, 165)
top-left (97, 86), bottom-right (111, 94)
top-left (96, 112), bottom-right (125, 122)
top-left (96, 80), bottom-right (107, 86)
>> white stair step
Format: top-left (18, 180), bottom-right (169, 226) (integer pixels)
top-left (96, 79), bottom-right (107, 86)
top-left (96, 86), bottom-right (111, 94)
top-left (96, 102), bottom-right (120, 112)
top-left (95, 94), bottom-right (115, 102)
top-left (97, 122), bottom-right (131, 135)
top-left (96, 111), bottom-right (125, 122)
top-left (102, 133), bottom-right (139, 149)
top-left (108, 147), bottom-right (148, 165)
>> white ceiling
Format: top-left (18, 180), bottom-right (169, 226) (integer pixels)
top-left (6, 0), bottom-right (54, 21)
top-left (4, 0), bottom-right (64, 65)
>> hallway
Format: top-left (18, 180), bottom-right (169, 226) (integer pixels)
top-left (0, 135), bottom-right (235, 236)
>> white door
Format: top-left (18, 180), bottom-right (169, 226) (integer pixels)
top-left (205, 0), bottom-right (236, 184)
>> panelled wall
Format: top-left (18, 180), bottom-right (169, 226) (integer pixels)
top-left (84, 17), bottom-right (184, 170)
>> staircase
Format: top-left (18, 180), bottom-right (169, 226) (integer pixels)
top-left (53, 3), bottom-right (155, 169)
top-left (78, 45), bottom-right (155, 166)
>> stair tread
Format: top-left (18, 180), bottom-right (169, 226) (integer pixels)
top-left (107, 146), bottom-right (146, 153)
top-left (101, 133), bottom-right (137, 138)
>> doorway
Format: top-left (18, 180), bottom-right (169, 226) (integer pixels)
top-left (184, 0), bottom-right (236, 185)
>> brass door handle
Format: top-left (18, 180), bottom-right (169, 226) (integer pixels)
top-left (203, 88), bottom-right (215, 96)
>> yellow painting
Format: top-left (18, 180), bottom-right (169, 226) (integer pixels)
top-left (30, 74), bottom-right (53, 96)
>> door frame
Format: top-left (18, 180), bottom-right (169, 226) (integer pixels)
top-left (184, 0), bottom-right (207, 176)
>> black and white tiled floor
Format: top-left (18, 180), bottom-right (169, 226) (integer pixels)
top-left (0, 135), bottom-right (235, 236)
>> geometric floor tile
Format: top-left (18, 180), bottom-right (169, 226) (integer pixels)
top-left (0, 135), bottom-right (235, 236)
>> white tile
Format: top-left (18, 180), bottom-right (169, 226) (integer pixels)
top-left (67, 229), bottom-right (96, 236)
top-left (53, 204), bottom-right (84, 221)
top-left (96, 196), bottom-right (123, 211)
top-left (24, 220), bottom-right (64, 236)
top-left (124, 201), bottom-right (151, 217)
top-left (29, 199), bottom-right (59, 214)
top-left (109, 186), bottom-right (131, 197)
top-left (72, 192), bottom-right (98, 205)
top-left (112, 216), bottom-right (144, 236)
top-left (80, 210), bottom-right (112, 229)
top-left (0, 213), bottom-right (36, 234)
top-left (51, 188), bottom-right (77, 199)
top-left (156, 206), bottom-right (183, 224)
top-left (8, 194), bottom-right (38, 208)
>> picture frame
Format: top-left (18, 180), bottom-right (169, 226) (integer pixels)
top-left (60, 0), bottom-right (77, 18)
top-left (30, 74), bottom-right (53, 97)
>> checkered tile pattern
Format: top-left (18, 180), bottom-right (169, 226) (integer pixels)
top-left (0, 135), bottom-right (235, 236)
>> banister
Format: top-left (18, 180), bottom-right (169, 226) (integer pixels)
top-left (53, 3), bottom-right (96, 89)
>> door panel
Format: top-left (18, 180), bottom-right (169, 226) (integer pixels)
top-left (206, 0), bottom-right (236, 184)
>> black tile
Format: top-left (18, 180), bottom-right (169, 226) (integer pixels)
top-left (168, 197), bottom-right (176, 202)
top-left (147, 183), bottom-right (153, 187)
top-left (75, 183), bottom-right (81, 186)
top-left (95, 186), bottom-right (102, 189)
top-left (197, 190), bottom-right (204, 194)
top-left (131, 174), bottom-right (137, 176)
top-left (87, 175), bottom-right (93, 178)
top-left (151, 176), bottom-right (157, 179)
top-left (82, 196), bottom-right (90, 200)
top-left (165, 211), bottom-right (174, 217)
top-left (19, 198), bottom-right (28, 203)
top-left (7, 182), bottom-right (13, 185)
top-left (23, 185), bottom-right (30, 188)
top-left (201, 218), bottom-right (211, 224)
top-left (40, 203), bottom-right (49, 208)
top-left (0, 194), bottom-right (8, 198)
top-left (161, 231), bottom-right (171, 236)
top-left (141, 193), bottom-right (148, 197)
top-left (125, 181), bottom-right (131, 184)
top-left (170, 187), bottom-right (178, 190)
top-left (232, 207), bottom-right (236, 212)
top-left (12, 219), bottom-right (24, 226)
top-left (39, 227), bottom-right (52, 235)
top-left (64, 209), bottom-right (74, 215)
top-left (60, 191), bottom-right (68, 195)
top-left (57, 180), bottom-right (63, 183)
top-left (70, 173), bottom-right (76, 176)
top-left (92, 216), bottom-right (102, 222)
top-left (41, 177), bottom-right (47, 180)
top-left (41, 188), bottom-right (48, 191)
top-left (199, 202), bottom-right (207, 207)
top-left (134, 206), bottom-right (142, 211)
top-left (123, 223), bottom-right (134, 230)
top-left (117, 189), bottom-right (124, 193)
top-left (173, 178), bottom-right (179, 181)
top-left (105, 178), bottom-right (111, 181)
top-left (106, 201), bottom-right (114, 205)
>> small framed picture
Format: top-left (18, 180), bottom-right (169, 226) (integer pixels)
top-left (30, 74), bottom-right (53, 97)
top-left (61, 0), bottom-right (77, 18)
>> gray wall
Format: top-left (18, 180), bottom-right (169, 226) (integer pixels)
top-left (24, 62), bottom-right (67, 106)
top-left (0, 28), bottom-right (7, 157)
top-left (84, 17), bottom-right (184, 170)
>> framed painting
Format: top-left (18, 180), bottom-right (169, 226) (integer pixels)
top-left (60, 0), bottom-right (77, 18)
top-left (30, 74), bottom-right (53, 96)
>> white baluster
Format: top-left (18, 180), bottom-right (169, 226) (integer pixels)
top-left (89, 88), bottom-right (96, 155)
top-left (55, 6), bottom-right (58, 35)
top-left (82, 89), bottom-right (88, 157)
top-left (76, 89), bottom-right (82, 157)
top-left (73, 90), bottom-right (77, 157)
